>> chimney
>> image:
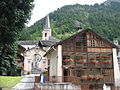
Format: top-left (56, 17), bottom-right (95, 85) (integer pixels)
top-left (113, 40), bottom-right (119, 45)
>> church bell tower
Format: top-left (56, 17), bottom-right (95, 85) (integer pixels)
top-left (42, 15), bottom-right (52, 40)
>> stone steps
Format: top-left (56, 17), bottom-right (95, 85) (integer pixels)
top-left (35, 83), bottom-right (81, 90)
top-left (12, 74), bottom-right (40, 90)
top-left (31, 68), bottom-right (41, 74)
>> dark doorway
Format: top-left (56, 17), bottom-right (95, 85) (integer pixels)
top-left (64, 69), bottom-right (70, 82)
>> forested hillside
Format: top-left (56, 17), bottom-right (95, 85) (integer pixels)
top-left (20, 0), bottom-right (120, 42)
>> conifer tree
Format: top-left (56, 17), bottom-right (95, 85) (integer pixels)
top-left (0, 0), bottom-right (34, 75)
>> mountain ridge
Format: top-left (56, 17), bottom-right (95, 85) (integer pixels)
top-left (20, 1), bottom-right (120, 43)
top-left (107, 0), bottom-right (120, 3)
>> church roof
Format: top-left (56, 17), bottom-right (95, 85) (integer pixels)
top-left (49, 36), bottom-right (60, 42)
top-left (44, 15), bottom-right (51, 29)
top-left (39, 38), bottom-right (60, 47)
top-left (19, 37), bottom-right (60, 47)
top-left (18, 40), bottom-right (39, 45)
top-left (39, 40), bottom-right (56, 47)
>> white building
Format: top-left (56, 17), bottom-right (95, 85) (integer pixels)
top-left (19, 15), bottom-right (60, 74)
top-left (113, 40), bottom-right (120, 70)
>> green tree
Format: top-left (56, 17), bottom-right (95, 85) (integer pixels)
top-left (23, 1), bottom-right (120, 42)
top-left (0, 0), bottom-right (34, 75)
top-left (19, 27), bottom-right (32, 40)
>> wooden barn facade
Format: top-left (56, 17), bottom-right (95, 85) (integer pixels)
top-left (40, 29), bottom-right (120, 90)
top-left (60, 29), bottom-right (115, 89)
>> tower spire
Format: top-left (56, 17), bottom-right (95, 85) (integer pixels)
top-left (44, 15), bottom-right (51, 29)
top-left (42, 14), bottom-right (52, 40)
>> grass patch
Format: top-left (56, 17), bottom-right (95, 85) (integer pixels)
top-left (0, 76), bottom-right (23, 89)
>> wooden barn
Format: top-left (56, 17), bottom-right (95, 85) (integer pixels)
top-left (39, 29), bottom-right (120, 90)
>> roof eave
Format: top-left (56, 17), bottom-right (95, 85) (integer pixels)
top-left (43, 46), bottom-right (56, 57)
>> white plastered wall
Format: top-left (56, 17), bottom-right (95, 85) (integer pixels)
top-left (49, 48), bottom-right (58, 76)
top-left (46, 45), bottom-right (62, 82)
top-left (57, 45), bottom-right (63, 82)
top-left (49, 45), bottom-right (62, 77)
top-left (24, 47), bottom-right (47, 74)
top-left (113, 48), bottom-right (120, 86)
top-left (42, 29), bottom-right (51, 40)
top-left (57, 45), bottom-right (62, 76)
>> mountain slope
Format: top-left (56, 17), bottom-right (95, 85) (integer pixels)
top-left (20, 0), bottom-right (120, 42)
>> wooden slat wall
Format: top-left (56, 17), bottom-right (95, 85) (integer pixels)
top-left (88, 48), bottom-right (112, 53)
top-left (61, 30), bottom-right (115, 87)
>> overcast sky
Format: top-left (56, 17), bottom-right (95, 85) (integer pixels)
top-left (27, 0), bottom-right (107, 26)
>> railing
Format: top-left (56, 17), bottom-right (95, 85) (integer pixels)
top-left (34, 76), bottom-right (115, 90)
top-left (35, 76), bottom-right (114, 86)
top-left (100, 63), bottom-right (113, 68)
top-left (46, 76), bottom-right (77, 84)
top-left (111, 86), bottom-right (120, 90)
top-left (46, 76), bottom-right (110, 85)
top-left (35, 83), bottom-right (120, 90)
top-left (34, 83), bottom-right (82, 90)
top-left (87, 62), bottom-right (113, 68)
top-left (63, 62), bottom-right (113, 68)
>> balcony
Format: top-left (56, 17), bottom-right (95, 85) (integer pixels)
top-left (100, 63), bottom-right (113, 68)
top-left (75, 62), bottom-right (113, 69)
top-left (45, 76), bottom-right (107, 85)
top-left (63, 58), bottom-right (113, 69)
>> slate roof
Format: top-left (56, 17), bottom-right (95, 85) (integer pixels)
top-left (18, 40), bottom-right (39, 45)
top-left (39, 36), bottom-right (60, 47)
top-left (39, 40), bottom-right (59, 47)
top-left (44, 15), bottom-right (51, 29)
top-left (19, 37), bottom-right (60, 47)
top-left (49, 36), bottom-right (60, 42)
